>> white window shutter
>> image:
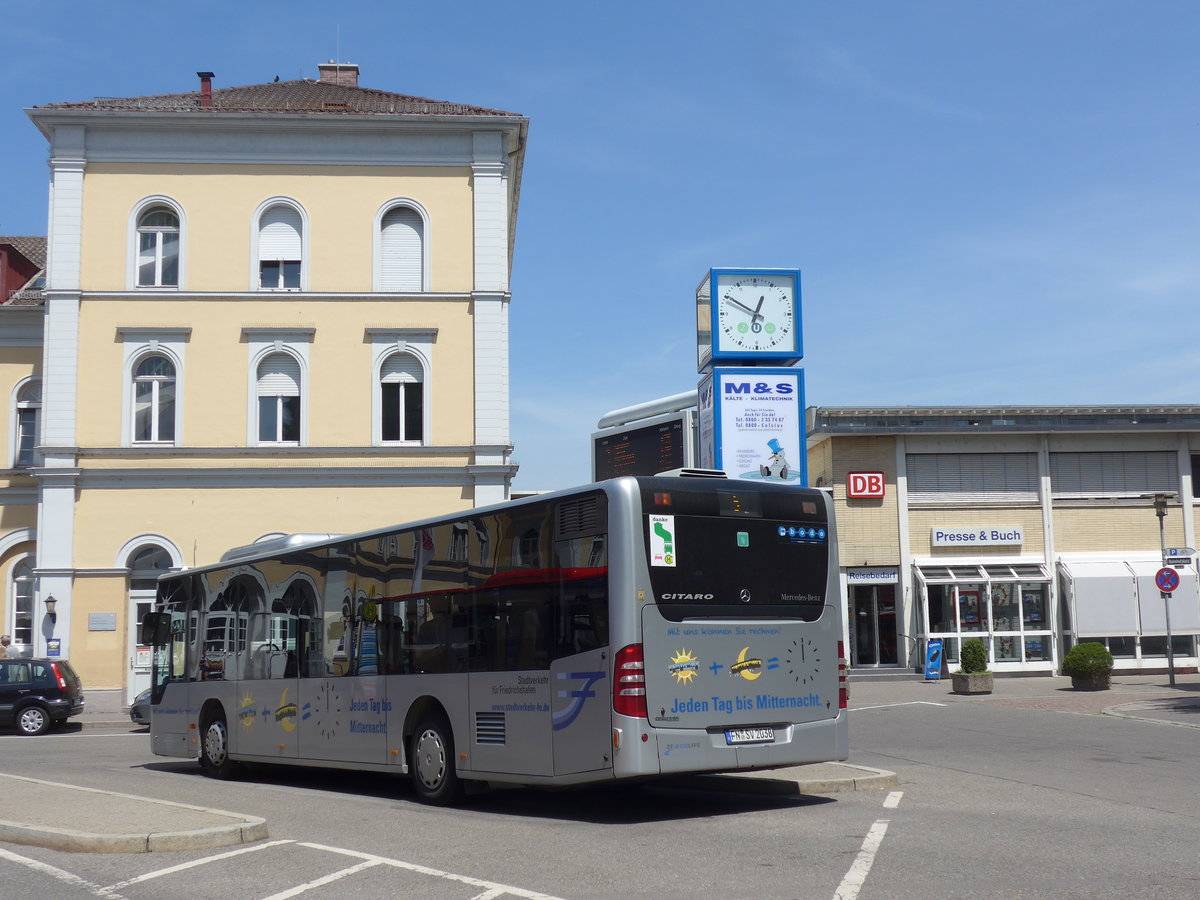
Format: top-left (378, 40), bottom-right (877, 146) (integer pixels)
top-left (380, 207), bottom-right (423, 291)
top-left (259, 206), bottom-right (302, 260)
top-left (380, 353), bottom-right (423, 384)
top-left (257, 354), bottom-right (301, 396)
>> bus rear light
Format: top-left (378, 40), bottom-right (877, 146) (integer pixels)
top-left (613, 643), bottom-right (648, 718)
top-left (838, 640), bottom-right (849, 709)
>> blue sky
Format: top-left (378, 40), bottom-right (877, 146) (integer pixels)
top-left (2, 1), bottom-right (1196, 491)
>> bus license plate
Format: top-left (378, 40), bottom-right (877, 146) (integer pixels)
top-left (726, 726), bottom-right (774, 745)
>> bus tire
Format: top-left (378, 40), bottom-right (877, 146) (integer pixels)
top-left (199, 708), bottom-right (238, 779)
top-left (410, 714), bottom-right (462, 805)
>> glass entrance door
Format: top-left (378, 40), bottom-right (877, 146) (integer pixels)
top-left (851, 584), bottom-right (898, 667)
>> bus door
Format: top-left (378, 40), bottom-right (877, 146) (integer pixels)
top-left (466, 588), bottom-right (553, 777)
top-left (551, 587), bottom-right (612, 777)
top-left (242, 585), bottom-right (299, 760)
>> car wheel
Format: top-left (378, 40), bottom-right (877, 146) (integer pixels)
top-left (410, 714), bottom-right (463, 805)
top-left (199, 708), bottom-right (238, 779)
top-left (16, 704), bottom-right (51, 736)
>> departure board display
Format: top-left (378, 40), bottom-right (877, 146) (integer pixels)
top-left (593, 415), bottom-right (690, 480)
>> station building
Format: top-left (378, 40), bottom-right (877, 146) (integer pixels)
top-left (807, 406), bottom-right (1200, 675)
top-left (0, 64), bottom-right (526, 702)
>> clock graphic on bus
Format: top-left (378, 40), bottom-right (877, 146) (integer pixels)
top-left (697, 268), bottom-right (802, 370)
top-left (785, 637), bottom-right (821, 685)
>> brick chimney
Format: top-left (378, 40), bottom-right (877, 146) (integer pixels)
top-left (197, 71), bottom-right (214, 107)
top-left (318, 62), bottom-right (359, 87)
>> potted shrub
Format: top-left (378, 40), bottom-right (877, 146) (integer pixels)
top-left (951, 638), bottom-right (993, 695)
top-left (1062, 642), bottom-right (1113, 691)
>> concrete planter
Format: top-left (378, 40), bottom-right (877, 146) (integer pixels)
top-left (951, 672), bottom-right (993, 695)
top-left (1069, 671), bottom-right (1111, 691)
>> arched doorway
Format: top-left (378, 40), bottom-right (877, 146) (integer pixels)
top-left (127, 545), bottom-right (173, 703)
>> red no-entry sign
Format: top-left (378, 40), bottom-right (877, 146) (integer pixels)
top-left (1156, 567), bottom-right (1181, 594)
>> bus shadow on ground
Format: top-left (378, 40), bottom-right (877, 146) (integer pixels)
top-left (145, 762), bottom-right (833, 824)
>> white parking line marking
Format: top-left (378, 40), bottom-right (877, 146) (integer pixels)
top-left (261, 860), bottom-right (382, 899)
top-left (300, 841), bottom-right (566, 900)
top-left (850, 701), bottom-right (947, 711)
top-left (833, 819), bottom-right (889, 900)
top-left (104, 839), bottom-right (294, 891)
top-left (0, 845), bottom-right (126, 899)
top-left (883, 791), bottom-right (903, 809)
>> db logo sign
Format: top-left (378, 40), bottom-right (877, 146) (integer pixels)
top-left (848, 472), bottom-right (885, 499)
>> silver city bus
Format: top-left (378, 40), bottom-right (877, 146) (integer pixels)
top-left (141, 473), bottom-right (848, 804)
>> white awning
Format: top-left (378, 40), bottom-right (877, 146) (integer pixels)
top-left (1059, 559), bottom-right (1200, 636)
top-left (1059, 561), bottom-right (1138, 635)
top-left (1129, 561), bottom-right (1200, 634)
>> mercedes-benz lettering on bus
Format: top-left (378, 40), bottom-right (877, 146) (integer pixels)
top-left (141, 474), bottom-right (848, 804)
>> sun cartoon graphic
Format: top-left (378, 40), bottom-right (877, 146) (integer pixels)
top-left (668, 648), bottom-right (700, 685)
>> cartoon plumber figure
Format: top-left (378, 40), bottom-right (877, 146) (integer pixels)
top-left (760, 438), bottom-right (791, 480)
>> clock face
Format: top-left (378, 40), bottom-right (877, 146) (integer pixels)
top-left (785, 637), bottom-right (821, 685)
top-left (715, 273), bottom-right (796, 354)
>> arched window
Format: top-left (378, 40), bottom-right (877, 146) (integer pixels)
top-left (129, 545), bottom-right (173, 592)
top-left (14, 379), bottom-right (41, 468)
top-left (137, 207), bottom-right (180, 287)
top-left (9, 557), bottom-right (34, 650)
top-left (132, 355), bottom-right (176, 443)
top-left (379, 206), bottom-right (424, 291)
top-left (379, 352), bottom-right (424, 443)
top-left (257, 352), bottom-right (301, 443)
top-left (258, 204), bottom-right (303, 290)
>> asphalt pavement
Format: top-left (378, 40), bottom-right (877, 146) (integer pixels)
top-left (5, 672), bottom-right (1199, 854)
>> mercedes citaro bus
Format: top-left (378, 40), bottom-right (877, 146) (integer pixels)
top-left (141, 472), bottom-right (848, 804)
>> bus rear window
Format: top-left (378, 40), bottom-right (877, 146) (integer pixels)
top-left (645, 514), bottom-right (829, 620)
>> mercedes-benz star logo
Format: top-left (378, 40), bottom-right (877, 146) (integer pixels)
top-left (739, 589), bottom-right (751, 603)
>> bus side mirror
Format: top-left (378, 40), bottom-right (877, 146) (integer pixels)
top-left (140, 612), bottom-right (169, 645)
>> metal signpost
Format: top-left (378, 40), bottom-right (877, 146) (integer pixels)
top-left (1152, 494), bottom-right (1178, 685)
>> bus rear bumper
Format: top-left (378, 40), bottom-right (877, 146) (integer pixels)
top-left (652, 712), bottom-right (848, 775)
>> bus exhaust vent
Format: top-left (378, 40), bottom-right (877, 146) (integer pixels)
top-left (656, 468), bottom-right (728, 479)
top-left (475, 711), bottom-right (506, 745)
top-left (556, 495), bottom-right (606, 540)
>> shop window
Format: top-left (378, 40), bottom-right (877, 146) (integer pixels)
top-left (1022, 637), bottom-right (1050, 661)
top-left (1021, 585), bottom-right (1047, 629)
top-left (926, 585), bottom-right (953, 632)
top-left (1108, 636), bottom-right (1136, 658)
top-left (957, 585), bottom-right (986, 632)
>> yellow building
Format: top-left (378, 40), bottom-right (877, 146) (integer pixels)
top-left (808, 407), bottom-right (1200, 676)
top-left (3, 64), bottom-right (527, 701)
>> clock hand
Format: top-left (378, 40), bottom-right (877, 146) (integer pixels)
top-left (723, 296), bottom-right (762, 320)
top-left (752, 295), bottom-right (765, 321)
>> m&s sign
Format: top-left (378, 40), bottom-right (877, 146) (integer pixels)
top-left (847, 472), bottom-right (885, 499)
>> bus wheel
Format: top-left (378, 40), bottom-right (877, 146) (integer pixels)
top-left (410, 715), bottom-right (462, 805)
top-left (199, 709), bottom-right (237, 779)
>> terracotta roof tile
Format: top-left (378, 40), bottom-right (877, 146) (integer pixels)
top-left (0, 236), bottom-right (47, 269)
top-left (35, 78), bottom-right (522, 118)
top-left (1, 236), bottom-right (47, 307)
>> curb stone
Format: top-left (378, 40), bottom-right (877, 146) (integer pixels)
top-left (0, 773), bottom-right (268, 853)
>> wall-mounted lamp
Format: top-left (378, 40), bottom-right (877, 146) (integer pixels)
top-left (44, 595), bottom-right (57, 624)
